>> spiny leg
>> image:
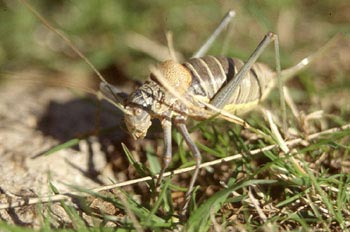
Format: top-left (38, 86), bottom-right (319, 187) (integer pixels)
top-left (192, 10), bottom-right (236, 58)
top-left (280, 34), bottom-right (341, 83)
top-left (166, 31), bottom-right (179, 62)
top-left (210, 32), bottom-right (277, 109)
top-left (174, 119), bottom-right (202, 216)
top-left (155, 118), bottom-right (172, 190)
top-left (273, 35), bottom-right (287, 137)
top-left (277, 35), bottom-right (341, 134)
top-left (210, 31), bottom-right (287, 136)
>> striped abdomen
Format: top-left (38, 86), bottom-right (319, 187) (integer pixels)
top-left (183, 56), bottom-right (276, 113)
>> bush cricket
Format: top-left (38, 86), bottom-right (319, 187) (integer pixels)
top-left (21, 1), bottom-right (338, 216)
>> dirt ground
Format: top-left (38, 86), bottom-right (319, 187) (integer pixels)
top-left (0, 75), bottom-right (129, 226)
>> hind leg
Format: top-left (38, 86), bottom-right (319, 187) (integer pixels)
top-left (174, 118), bottom-right (202, 217)
top-left (192, 10), bottom-right (236, 58)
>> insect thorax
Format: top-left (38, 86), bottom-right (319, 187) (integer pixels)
top-left (127, 80), bottom-right (173, 115)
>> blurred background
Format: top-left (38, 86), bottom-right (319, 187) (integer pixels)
top-left (0, 0), bottom-right (349, 86)
top-left (0, 1), bottom-right (349, 227)
top-left (1, 0), bottom-right (349, 153)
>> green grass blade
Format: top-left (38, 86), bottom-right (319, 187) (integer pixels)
top-left (146, 149), bottom-right (161, 174)
top-left (186, 179), bottom-right (277, 231)
top-left (121, 143), bottom-right (151, 177)
top-left (42, 138), bottom-right (80, 156)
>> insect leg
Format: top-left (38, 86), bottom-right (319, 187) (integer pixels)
top-left (280, 34), bottom-right (341, 83)
top-left (155, 118), bottom-right (173, 188)
top-left (175, 119), bottom-right (202, 216)
top-left (192, 10), bottom-right (236, 58)
top-left (273, 35), bottom-right (287, 136)
top-left (99, 83), bottom-right (129, 114)
top-left (99, 82), bottom-right (128, 104)
top-left (210, 32), bottom-right (277, 109)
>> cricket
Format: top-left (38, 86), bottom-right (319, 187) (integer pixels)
top-left (18, 0), bottom-right (343, 221)
top-left (99, 11), bottom-right (336, 214)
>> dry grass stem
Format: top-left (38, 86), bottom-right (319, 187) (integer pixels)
top-left (0, 123), bottom-right (349, 210)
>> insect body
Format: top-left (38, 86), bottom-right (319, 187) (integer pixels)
top-left (101, 29), bottom-right (336, 214)
top-left (101, 32), bottom-right (283, 214)
top-left (22, 2), bottom-right (337, 216)
top-left (119, 56), bottom-right (276, 140)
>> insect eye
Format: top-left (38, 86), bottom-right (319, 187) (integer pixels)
top-left (134, 108), bottom-right (142, 116)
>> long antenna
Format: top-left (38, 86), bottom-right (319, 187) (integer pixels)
top-left (192, 10), bottom-right (236, 58)
top-left (20, 0), bottom-right (128, 111)
top-left (20, 0), bottom-right (108, 84)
